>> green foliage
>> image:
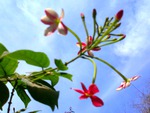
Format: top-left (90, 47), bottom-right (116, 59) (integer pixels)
top-left (0, 81), bottom-right (9, 110)
top-left (7, 50), bottom-right (50, 68)
top-left (24, 79), bottom-right (59, 111)
top-left (59, 72), bottom-right (72, 81)
top-left (15, 86), bottom-right (31, 108)
top-left (0, 57), bottom-right (18, 78)
top-left (0, 43), bottom-right (8, 56)
top-left (54, 59), bottom-right (68, 71)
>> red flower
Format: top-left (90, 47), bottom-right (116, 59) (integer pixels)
top-left (73, 82), bottom-right (104, 107)
top-left (116, 75), bottom-right (140, 91)
top-left (76, 36), bottom-right (100, 56)
top-left (41, 8), bottom-right (68, 36)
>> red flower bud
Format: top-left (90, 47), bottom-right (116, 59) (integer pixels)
top-left (81, 13), bottom-right (85, 19)
top-left (115, 10), bottom-right (123, 21)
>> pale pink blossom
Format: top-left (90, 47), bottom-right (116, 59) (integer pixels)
top-left (41, 8), bottom-right (68, 36)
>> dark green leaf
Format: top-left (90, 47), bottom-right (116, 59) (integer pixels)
top-left (7, 50), bottom-right (50, 68)
top-left (0, 81), bottom-right (9, 110)
top-left (24, 79), bottom-right (59, 111)
top-left (0, 57), bottom-right (18, 78)
top-left (54, 59), bottom-right (68, 71)
top-left (15, 86), bottom-right (31, 108)
top-left (59, 72), bottom-right (73, 81)
top-left (0, 43), bottom-right (8, 56)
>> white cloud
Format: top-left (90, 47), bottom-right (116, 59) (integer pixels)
top-left (114, 0), bottom-right (150, 57)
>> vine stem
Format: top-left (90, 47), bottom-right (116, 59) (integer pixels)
top-left (7, 79), bottom-right (18, 113)
top-left (92, 56), bottom-right (128, 81)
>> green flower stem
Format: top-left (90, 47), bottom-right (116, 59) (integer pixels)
top-left (82, 56), bottom-right (97, 84)
top-left (92, 19), bottom-right (96, 39)
top-left (67, 27), bottom-right (82, 50)
top-left (90, 20), bottom-right (118, 50)
top-left (81, 17), bottom-right (89, 38)
top-left (65, 55), bottom-right (81, 66)
top-left (100, 39), bottom-right (120, 47)
top-left (93, 56), bottom-right (128, 81)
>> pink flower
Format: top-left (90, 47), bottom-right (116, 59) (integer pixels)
top-left (73, 82), bottom-right (104, 107)
top-left (76, 36), bottom-right (100, 56)
top-left (41, 8), bottom-right (68, 36)
top-left (115, 9), bottom-right (123, 21)
top-left (116, 75), bottom-right (140, 91)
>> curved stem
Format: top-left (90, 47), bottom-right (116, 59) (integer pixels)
top-left (93, 56), bottom-right (127, 81)
top-left (82, 56), bottom-right (97, 84)
top-left (67, 27), bottom-right (82, 50)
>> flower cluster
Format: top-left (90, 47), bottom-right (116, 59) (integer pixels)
top-left (41, 8), bottom-right (140, 109)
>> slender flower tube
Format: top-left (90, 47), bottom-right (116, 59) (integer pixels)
top-left (116, 75), bottom-right (140, 91)
top-left (73, 82), bottom-right (104, 107)
top-left (76, 36), bottom-right (100, 56)
top-left (41, 8), bottom-right (68, 36)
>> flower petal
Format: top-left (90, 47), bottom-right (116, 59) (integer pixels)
top-left (116, 84), bottom-right (124, 91)
top-left (87, 36), bottom-right (93, 45)
top-left (60, 9), bottom-right (64, 21)
top-left (79, 95), bottom-right (88, 100)
top-left (76, 42), bottom-right (86, 48)
top-left (41, 16), bottom-right (54, 25)
top-left (81, 82), bottom-right (88, 92)
top-left (44, 24), bottom-right (58, 36)
top-left (73, 89), bottom-right (84, 94)
top-left (90, 96), bottom-right (104, 107)
top-left (57, 22), bottom-right (68, 35)
top-left (88, 84), bottom-right (99, 95)
top-left (130, 75), bottom-right (140, 81)
top-left (45, 8), bottom-right (58, 20)
top-left (87, 50), bottom-right (94, 57)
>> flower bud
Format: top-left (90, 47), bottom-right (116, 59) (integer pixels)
top-left (118, 34), bottom-right (126, 41)
top-left (115, 10), bottom-right (123, 21)
top-left (81, 13), bottom-right (85, 20)
top-left (92, 9), bottom-right (97, 18)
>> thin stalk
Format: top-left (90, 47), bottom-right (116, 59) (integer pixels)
top-left (90, 20), bottom-right (118, 50)
top-left (93, 56), bottom-right (127, 81)
top-left (7, 79), bottom-right (18, 113)
top-left (67, 27), bottom-right (82, 50)
top-left (82, 56), bottom-right (97, 84)
top-left (81, 17), bottom-right (89, 38)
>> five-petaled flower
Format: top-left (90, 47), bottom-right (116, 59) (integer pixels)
top-left (73, 82), bottom-right (104, 107)
top-left (41, 8), bottom-right (68, 36)
top-left (116, 75), bottom-right (140, 91)
top-left (76, 36), bottom-right (100, 56)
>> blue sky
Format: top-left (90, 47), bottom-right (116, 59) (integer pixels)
top-left (0, 0), bottom-right (150, 113)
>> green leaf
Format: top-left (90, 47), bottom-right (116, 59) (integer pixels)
top-left (7, 50), bottom-right (50, 68)
top-left (43, 74), bottom-right (59, 87)
top-left (54, 59), bottom-right (68, 71)
top-left (24, 79), bottom-right (59, 111)
top-left (0, 81), bottom-right (9, 110)
top-left (59, 72), bottom-right (73, 81)
top-left (0, 43), bottom-right (8, 56)
top-left (15, 86), bottom-right (31, 108)
top-left (28, 110), bottom-right (41, 113)
top-left (0, 57), bottom-right (18, 78)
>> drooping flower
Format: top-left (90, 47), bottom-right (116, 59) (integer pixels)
top-left (73, 82), bottom-right (104, 107)
top-left (76, 36), bottom-right (100, 56)
top-left (116, 75), bottom-right (140, 91)
top-left (41, 8), bottom-right (68, 36)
